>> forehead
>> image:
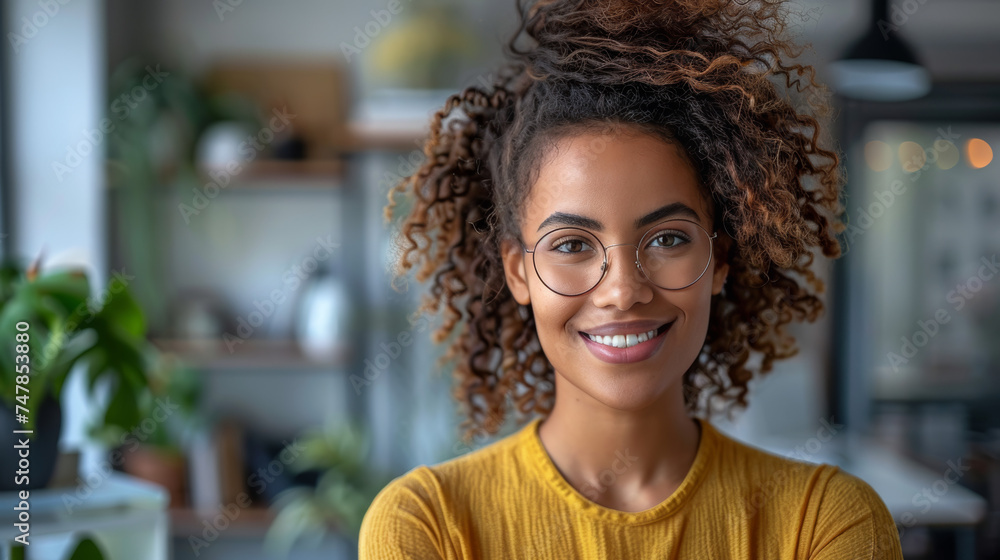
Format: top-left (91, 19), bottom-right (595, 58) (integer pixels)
top-left (522, 129), bottom-right (709, 233)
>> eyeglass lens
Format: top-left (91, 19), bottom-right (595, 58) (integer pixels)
top-left (531, 219), bottom-right (713, 296)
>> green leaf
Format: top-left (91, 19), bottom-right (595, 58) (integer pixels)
top-left (46, 332), bottom-right (97, 398)
top-left (120, 360), bottom-right (148, 393)
top-left (93, 282), bottom-right (144, 338)
top-left (30, 269), bottom-right (91, 316)
top-left (100, 335), bottom-right (150, 393)
top-left (68, 536), bottom-right (106, 560)
top-left (31, 313), bottom-right (66, 375)
top-left (0, 259), bottom-right (26, 301)
top-left (44, 347), bottom-right (80, 400)
top-left (0, 297), bottom-right (38, 340)
top-left (0, 298), bottom-right (40, 401)
top-left (104, 380), bottom-right (140, 434)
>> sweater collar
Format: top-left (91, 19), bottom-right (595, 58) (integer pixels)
top-left (518, 415), bottom-right (718, 525)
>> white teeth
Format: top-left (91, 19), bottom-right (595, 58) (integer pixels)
top-left (587, 327), bottom-right (662, 348)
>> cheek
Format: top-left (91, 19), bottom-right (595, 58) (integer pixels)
top-left (675, 282), bottom-right (716, 329)
top-left (528, 289), bottom-right (580, 344)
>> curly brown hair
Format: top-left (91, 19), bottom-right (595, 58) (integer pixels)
top-left (384, 0), bottom-right (846, 444)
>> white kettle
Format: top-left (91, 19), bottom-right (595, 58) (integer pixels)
top-left (294, 264), bottom-right (352, 364)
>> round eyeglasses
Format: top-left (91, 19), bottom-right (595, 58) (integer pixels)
top-left (521, 218), bottom-right (718, 296)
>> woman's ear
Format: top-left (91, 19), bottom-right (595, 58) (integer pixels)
top-left (500, 238), bottom-right (532, 306)
top-left (710, 234), bottom-right (731, 296)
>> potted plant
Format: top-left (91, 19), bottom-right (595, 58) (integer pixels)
top-left (0, 253), bottom-right (154, 491)
top-left (264, 419), bottom-right (391, 557)
top-left (9, 533), bottom-right (108, 560)
top-left (107, 350), bottom-right (203, 508)
top-left (67, 535), bottom-right (107, 559)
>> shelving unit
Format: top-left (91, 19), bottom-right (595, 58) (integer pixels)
top-left (151, 338), bottom-right (352, 371)
top-left (194, 158), bottom-right (347, 185)
top-left (99, 51), bottom-right (454, 560)
top-left (92, 2), bottom-right (507, 556)
top-left (169, 506), bottom-right (275, 537)
top-left (239, 158), bottom-right (347, 179)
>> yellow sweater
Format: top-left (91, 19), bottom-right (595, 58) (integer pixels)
top-left (359, 416), bottom-right (903, 559)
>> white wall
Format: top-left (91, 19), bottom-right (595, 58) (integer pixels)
top-left (8, 0), bottom-right (107, 472)
top-left (138, 0), bottom-right (514, 101)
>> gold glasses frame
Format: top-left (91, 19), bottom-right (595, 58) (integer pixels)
top-left (520, 218), bottom-right (719, 296)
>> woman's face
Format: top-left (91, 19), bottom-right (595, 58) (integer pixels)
top-left (501, 127), bottom-right (729, 411)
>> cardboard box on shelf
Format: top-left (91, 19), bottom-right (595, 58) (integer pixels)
top-left (204, 60), bottom-right (350, 160)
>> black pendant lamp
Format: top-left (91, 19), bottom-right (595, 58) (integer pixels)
top-left (829, 0), bottom-right (931, 101)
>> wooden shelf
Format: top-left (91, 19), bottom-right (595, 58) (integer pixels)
top-left (127, 129), bottom-right (425, 193)
top-left (344, 120), bottom-right (429, 153)
top-left (151, 338), bottom-right (351, 371)
top-left (192, 159), bottom-right (346, 189)
top-left (169, 506), bottom-right (275, 536)
top-left (240, 158), bottom-right (345, 178)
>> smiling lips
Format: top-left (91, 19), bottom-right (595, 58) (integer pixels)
top-left (585, 327), bottom-right (661, 349)
top-left (581, 321), bottom-right (672, 348)
top-left (579, 321), bottom-right (674, 364)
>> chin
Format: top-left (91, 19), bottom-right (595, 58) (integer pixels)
top-left (586, 377), bottom-right (675, 412)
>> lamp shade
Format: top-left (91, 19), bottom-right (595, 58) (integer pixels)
top-left (829, 0), bottom-right (931, 101)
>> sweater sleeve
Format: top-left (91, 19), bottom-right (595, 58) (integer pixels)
top-left (359, 468), bottom-right (447, 560)
top-left (808, 468), bottom-right (903, 560)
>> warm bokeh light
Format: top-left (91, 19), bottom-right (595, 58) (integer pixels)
top-left (965, 138), bottom-right (993, 169)
top-left (899, 141), bottom-right (926, 173)
top-left (864, 140), bottom-right (893, 171)
top-left (933, 140), bottom-right (959, 170)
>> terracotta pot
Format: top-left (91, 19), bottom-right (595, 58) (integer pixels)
top-left (120, 444), bottom-right (188, 508)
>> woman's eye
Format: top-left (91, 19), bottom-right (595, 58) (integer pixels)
top-left (650, 232), bottom-right (688, 248)
top-left (553, 238), bottom-right (590, 253)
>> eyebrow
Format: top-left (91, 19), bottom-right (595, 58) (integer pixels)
top-left (536, 202), bottom-right (702, 232)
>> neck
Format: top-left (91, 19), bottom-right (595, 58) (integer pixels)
top-left (537, 372), bottom-right (702, 509)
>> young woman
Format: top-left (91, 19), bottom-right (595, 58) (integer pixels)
top-left (360, 0), bottom-right (903, 558)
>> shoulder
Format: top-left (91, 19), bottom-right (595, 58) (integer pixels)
top-left (703, 423), bottom-right (888, 516)
top-left (703, 424), bottom-right (902, 557)
top-left (359, 465), bottom-right (445, 559)
top-left (359, 421), bottom-right (533, 558)
top-left (363, 465), bottom-right (440, 519)
top-left (371, 417), bottom-right (531, 500)
top-left (814, 466), bottom-right (891, 510)
top-left (811, 467), bottom-right (902, 552)
top-left (703, 421), bottom-right (829, 492)
top-left (705, 421), bottom-right (885, 503)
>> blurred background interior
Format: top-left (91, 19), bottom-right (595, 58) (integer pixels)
top-left (0, 0), bottom-right (997, 558)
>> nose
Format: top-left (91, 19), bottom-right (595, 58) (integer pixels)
top-left (590, 244), bottom-right (653, 309)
